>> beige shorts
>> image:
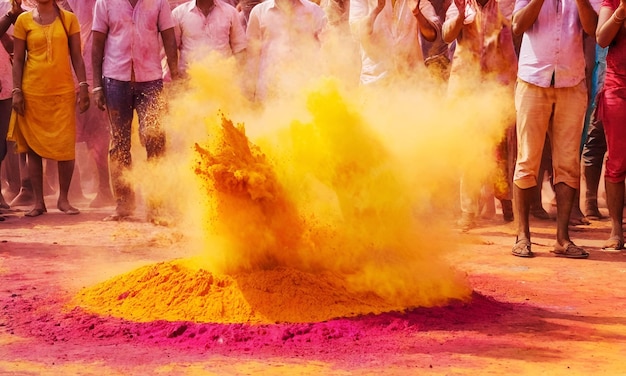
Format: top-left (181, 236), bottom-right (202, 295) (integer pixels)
top-left (513, 79), bottom-right (587, 190)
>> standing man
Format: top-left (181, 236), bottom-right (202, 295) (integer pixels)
top-left (172, 0), bottom-right (247, 77)
top-left (245, 0), bottom-right (327, 101)
top-left (92, 0), bottom-right (179, 221)
top-left (349, 0), bottom-right (441, 85)
top-left (443, 0), bottom-right (518, 230)
top-left (510, 0), bottom-right (597, 258)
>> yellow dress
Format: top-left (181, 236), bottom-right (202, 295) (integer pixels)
top-left (7, 10), bottom-right (80, 161)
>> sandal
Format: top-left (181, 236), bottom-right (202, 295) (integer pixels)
top-left (602, 236), bottom-right (624, 251)
top-left (551, 242), bottom-right (589, 259)
top-left (512, 238), bottom-right (534, 258)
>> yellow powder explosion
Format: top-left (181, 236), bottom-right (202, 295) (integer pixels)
top-left (73, 49), bottom-right (513, 323)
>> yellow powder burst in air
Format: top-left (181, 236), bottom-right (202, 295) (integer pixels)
top-left (73, 51), bottom-right (515, 324)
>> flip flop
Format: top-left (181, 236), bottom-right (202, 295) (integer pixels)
top-left (512, 238), bottom-right (534, 258)
top-left (551, 242), bottom-right (589, 259)
top-left (602, 236), bottom-right (623, 251)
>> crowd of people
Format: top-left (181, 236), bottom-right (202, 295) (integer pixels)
top-left (0, 0), bottom-right (624, 259)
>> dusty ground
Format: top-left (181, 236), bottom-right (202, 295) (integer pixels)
top-left (1, 199), bottom-right (626, 376)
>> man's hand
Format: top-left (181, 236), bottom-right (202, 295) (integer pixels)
top-left (94, 90), bottom-right (106, 111)
top-left (10, 0), bottom-right (22, 14)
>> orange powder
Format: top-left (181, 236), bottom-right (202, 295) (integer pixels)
top-left (73, 260), bottom-right (408, 324)
top-left (74, 83), bottom-right (472, 324)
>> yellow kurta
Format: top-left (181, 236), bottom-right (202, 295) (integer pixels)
top-left (8, 10), bottom-right (80, 161)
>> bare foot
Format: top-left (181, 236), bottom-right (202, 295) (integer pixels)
top-left (25, 207), bottom-right (47, 217)
top-left (57, 201), bottom-right (80, 215)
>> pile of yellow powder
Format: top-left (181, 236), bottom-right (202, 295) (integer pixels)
top-left (73, 260), bottom-right (406, 324)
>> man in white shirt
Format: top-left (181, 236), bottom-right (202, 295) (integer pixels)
top-left (349, 0), bottom-right (441, 85)
top-left (246, 0), bottom-right (327, 101)
top-left (510, 0), bottom-right (597, 258)
top-left (92, 0), bottom-right (179, 221)
top-left (172, 0), bottom-right (247, 77)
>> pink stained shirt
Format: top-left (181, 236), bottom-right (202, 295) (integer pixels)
top-left (172, 0), bottom-right (247, 74)
top-left (92, 0), bottom-right (176, 83)
top-left (349, 0), bottom-right (436, 85)
top-left (444, 0), bottom-right (518, 90)
top-left (66, 0), bottom-right (96, 86)
top-left (514, 0), bottom-right (589, 88)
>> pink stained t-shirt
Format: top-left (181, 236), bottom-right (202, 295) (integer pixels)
top-left (514, 0), bottom-right (587, 88)
top-left (92, 0), bottom-right (176, 83)
top-left (172, 0), bottom-right (247, 74)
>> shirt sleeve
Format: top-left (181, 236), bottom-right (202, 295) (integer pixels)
top-left (68, 12), bottom-right (81, 36)
top-left (92, 0), bottom-right (108, 33)
top-left (12, 13), bottom-right (26, 40)
top-left (158, 0), bottom-right (176, 31)
top-left (513, 0), bottom-right (531, 14)
top-left (229, 7), bottom-right (247, 54)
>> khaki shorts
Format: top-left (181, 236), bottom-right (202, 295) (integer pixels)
top-left (513, 79), bottom-right (587, 190)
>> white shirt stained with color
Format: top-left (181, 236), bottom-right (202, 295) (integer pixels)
top-left (92, 0), bottom-right (176, 82)
top-left (246, 0), bottom-right (327, 100)
top-left (349, 0), bottom-right (425, 85)
top-left (172, 0), bottom-right (247, 75)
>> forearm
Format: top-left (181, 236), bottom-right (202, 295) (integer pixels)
top-left (442, 12), bottom-right (465, 43)
top-left (0, 12), bottom-right (13, 36)
top-left (11, 39), bottom-right (25, 89)
top-left (72, 59), bottom-right (87, 83)
top-left (415, 0), bottom-right (439, 42)
top-left (161, 28), bottom-right (179, 80)
top-left (511, 0), bottom-right (546, 35)
top-left (576, 0), bottom-right (599, 36)
top-left (597, 6), bottom-right (624, 47)
top-left (91, 32), bottom-right (105, 88)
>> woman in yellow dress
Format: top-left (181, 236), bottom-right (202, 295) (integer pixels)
top-left (9, 0), bottom-right (89, 217)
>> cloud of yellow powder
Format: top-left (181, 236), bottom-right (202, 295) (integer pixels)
top-left (79, 38), bottom-right (515, 321)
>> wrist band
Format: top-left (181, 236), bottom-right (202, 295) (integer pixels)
top-left (11, 87), bottom-right (21, 94)
top-left (78, 81), bottom-right (89, 87)
top-left (614, 12), bottom-right (625, 22)
top-left (91, 86), bottom-right (103, 93)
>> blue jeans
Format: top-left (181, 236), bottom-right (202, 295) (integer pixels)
top-left (103, 77), bottom-right (166, 213)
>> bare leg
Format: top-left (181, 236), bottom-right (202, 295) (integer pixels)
top-left (554, 182), bottom-right (575, 246)
top-left (604, 180), bottom-right (624, 249)
top-left (57, 160), bottom-right (79, 214)
top-left (512, 184), bottom-right (534, 257)
top-left (584, 164), bottom-right (604, 219)
top-left (0, 161), bottom-right (8, 209)
top-left (89, 145), bottom-right (114, 208)
top-left (10, 153), bottom-right (34, 207)
top-left (25, 151), bottom-right (46, 216)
